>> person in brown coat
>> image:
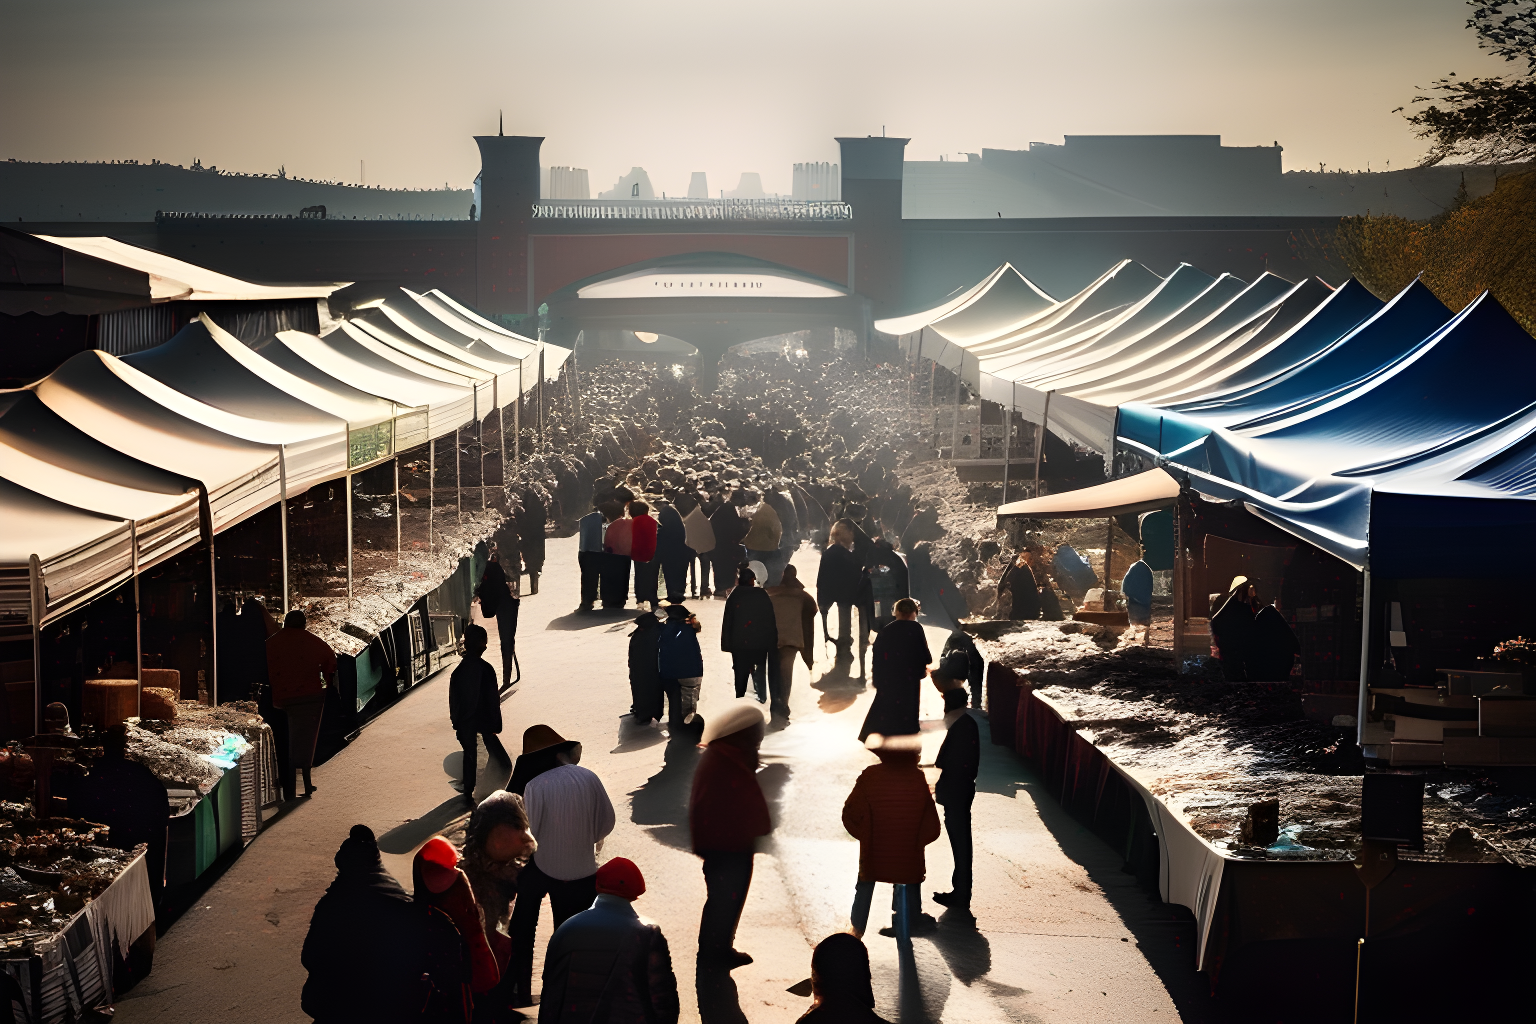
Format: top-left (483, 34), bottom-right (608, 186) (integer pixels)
top-left (764, 563), bottom-right (818, 721)
top-left (842, 736), bottom-right (941, 938)
top-left (688, 702), bottom-right (772, 969)
top-left (266, 609), bottom-right (337, 800)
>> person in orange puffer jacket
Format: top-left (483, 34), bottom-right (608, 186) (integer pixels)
top-left (414, 836), bottom-right (499, 1022)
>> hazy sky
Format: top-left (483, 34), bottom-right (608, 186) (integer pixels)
top-left (0, 0), bottom-right (1512, 195)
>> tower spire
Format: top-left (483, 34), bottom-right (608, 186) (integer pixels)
top-left (499, 110), bottom-right (503, 137)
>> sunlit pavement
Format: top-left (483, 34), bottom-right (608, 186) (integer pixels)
top-left (116, 534), bottom-right (1200, 1023)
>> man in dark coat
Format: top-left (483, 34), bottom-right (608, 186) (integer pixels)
top-left (930, 672), bottom-right (979, 913)
top-left (628, 612), bottom-right (664, 725)
top-left (721, 566), bottom-right (777, 703)
top-left (449, 624), bottom-right (509, 801)
top-left (1211, 580), bottom-right (1259, 681)
top-left (654, 497), bottom-right (692, 605)
top-left (859, 599), bottom-right (931, 742)
top-left (538, 858), bottom-right (680, 1024)
top-left (476, 555), bottom-right (519, 687)
top-left (817, 522), bottom-right (866, 659)
top-left (690, 704), bottom-right (772, 969)
top-left (708, 496), bottom-right (748, 597)
top-left (517, 488), bottom-right (548, 595)
top-left (867, 537), bottom-right (909, 630)
top-left (302, 824), bottom-right (433, 1024)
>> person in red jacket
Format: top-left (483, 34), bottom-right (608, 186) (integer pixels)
top-left (842, 735), bottom-right (942, 938)
top-left (688, 702), bottom-right (771, 969)
top-left (629, 500), bottom-right (662, 611)
top-left (413, 836), bottom-right (500, 1021)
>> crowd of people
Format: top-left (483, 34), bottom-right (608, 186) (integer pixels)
top-left (296, 352), bottom-right (1008, 1022)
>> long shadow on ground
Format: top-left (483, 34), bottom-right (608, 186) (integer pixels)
top-left (977, 714), bottom-right (1219, 1023)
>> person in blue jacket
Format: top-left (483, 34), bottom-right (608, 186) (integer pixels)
top-left (658, 604), bottom-right (705, 729)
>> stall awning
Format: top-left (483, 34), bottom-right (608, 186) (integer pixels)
top-left (996, 468), bottom-right (1179, 521)
top-left (34, 235), bottom-right (347, 303)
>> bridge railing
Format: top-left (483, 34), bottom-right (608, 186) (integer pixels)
top-left (530, 199), bottom-right (853, 221)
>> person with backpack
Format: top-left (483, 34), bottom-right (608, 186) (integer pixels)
top-left (658, 604), bottom-right (704, 729)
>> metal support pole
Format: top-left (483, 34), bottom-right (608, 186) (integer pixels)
top-left (1001, 397), bottom-right (1014, 505)
top-left (134, 530), bottom-right (142, 719)
top-left (1173, 501), bottom-right (1185, 666)
top-left (1357, 570), bottom-right (1372, 748)
top-left (29, 556), bottom-right (43, 738)
top-left (1033, 391), bottom-right (1052, 499)
top-left (346, 471), bottom-right (354, 609)
top-left (1104, 517), bottom-right (1115, 593)
top-left (428, 437), bottom-right (435, 555)
top-left (206, 525), bottom-right (217, 706)
top-left (395, 459), bottom-right (403, 564)
top-left (456, 426), bottom-right (463, 523)
top-left (951, 366), bottom-right (961, 458)
top-left (279, 446), bottom-right (290, 616)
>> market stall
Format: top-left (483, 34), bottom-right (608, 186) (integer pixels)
top-left (980, 623), bottom-right (1533, 1015)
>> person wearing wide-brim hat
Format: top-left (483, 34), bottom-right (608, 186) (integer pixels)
top-left (508, 725), bottom-right (580, 796)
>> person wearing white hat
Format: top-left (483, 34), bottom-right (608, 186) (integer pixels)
top-left (689, 701), bottom-right (771, 969)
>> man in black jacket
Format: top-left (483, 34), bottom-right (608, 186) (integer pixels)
top-left (539, 857), bottom-right (679, 1023)
top-left (931, 667), bottom-right (980, 913)
top-left (449, 624), bottom-right (508, 802)
top-left (302, 824), bottom-right (436, 1024)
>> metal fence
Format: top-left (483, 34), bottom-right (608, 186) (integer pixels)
top-left (531, 198), bottom-right (853, 221)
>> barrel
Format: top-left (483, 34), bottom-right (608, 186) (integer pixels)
top-left (82, 679), bottom-right (141, 730)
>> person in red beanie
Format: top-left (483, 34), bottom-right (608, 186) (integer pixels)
top-left (537, 858), bottom-right (679, 1024)
top-left (413, 836), bottom-right (499, 1022)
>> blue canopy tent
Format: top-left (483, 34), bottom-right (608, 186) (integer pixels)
top-left (1124, 287), bottom-right (1536, 755)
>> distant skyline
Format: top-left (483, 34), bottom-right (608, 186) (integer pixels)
top-left (0, 0), bottom-right (1512, 195)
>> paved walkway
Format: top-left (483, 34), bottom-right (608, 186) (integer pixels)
top-left (116, 535), bottom-right (1210, 1023)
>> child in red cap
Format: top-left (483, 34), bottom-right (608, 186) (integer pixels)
top-left (413, 837), bottom-right (499, 1021)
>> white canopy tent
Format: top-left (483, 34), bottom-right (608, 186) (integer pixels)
top-left (119, 320), bottom-right (350, 495)
top-left (31, 351), bottom-right (281, 533)
top-left (0, 391), bottom-right (202, 573)
top-left (875, 264), bottom-right (1056, 340)
top-left (34, 235), bottom-right (345, 303)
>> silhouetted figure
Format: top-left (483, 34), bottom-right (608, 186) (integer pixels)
top-left (70, 724), bottom-right (169, 907)
top-left (859, 599), bottom-right (931, 742)
top-left (449, 624), bottom-right (508, 801)
top-left (266, 609), bottom-right (336, 799)
top-left (795, 933), bottom-right (890, 1023)
top-left (302, 824), bottom-right (430, 1024)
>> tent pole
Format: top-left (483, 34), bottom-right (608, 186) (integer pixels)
top-left (428, 437), bottom-right (435, 555)
top-left (346, 471), bottom-right (354, 610)
top-left (29, 556), bottom-right (43, 738)
top-left (456, 426), bottom-right (463, 524)
top-left (1001, 387), bottom-right (1014, 505)
top-left (206, 526), bottom-right (217, 706)
top-left (1357, 570), bottom-right (1372, 749)
top-left (395, 459), bottom-right (402, 565)
top-left (951, 366), bottom-right (961, 458)
top-left (279, 447), bottom-right (290, 617)
top-left (1033, 391), bottom-right (1052, 499)
top-left (1173, 500), bottom-right (1185, 668)
top-left (134, 530), bottom-right (143, 719)
top-left (1104, 517), bottom-right (1115, 594)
